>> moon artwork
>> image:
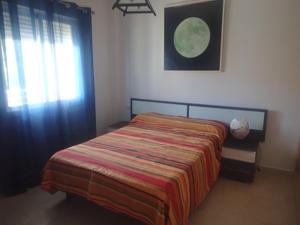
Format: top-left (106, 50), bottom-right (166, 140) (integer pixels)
top-left (164, 0), bottom-right (224, 71)
top-left (174, 17), bottom-right (211, 58)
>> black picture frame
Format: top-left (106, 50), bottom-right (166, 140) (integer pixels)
top-left (164, 0), bottom-right (224, 71)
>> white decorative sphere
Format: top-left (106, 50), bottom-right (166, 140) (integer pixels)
top-left (230, 118), bottom-right (250, 140)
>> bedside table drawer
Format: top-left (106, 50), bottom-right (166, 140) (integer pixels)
top-left (221, 158), bottom-right (256, 182)
top-left (222, 147), bottom-right (256, 163)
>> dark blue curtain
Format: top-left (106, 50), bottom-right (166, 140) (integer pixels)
top-left (0, 0), bottom-right (96, 196)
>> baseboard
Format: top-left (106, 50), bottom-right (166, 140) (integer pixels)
top-left (296, 172), bottom-right (300, 224)
top-left (259, 165), bottom-right (294, 173)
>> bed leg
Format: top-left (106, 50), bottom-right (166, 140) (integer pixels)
top-left (66, 192), bottom-right (75, 200)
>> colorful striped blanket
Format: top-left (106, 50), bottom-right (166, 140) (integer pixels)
top-left (42, 113), bottom-right (228, 225)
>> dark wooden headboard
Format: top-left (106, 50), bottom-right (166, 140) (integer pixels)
top-left (130, 98), bottom-right (268, 148)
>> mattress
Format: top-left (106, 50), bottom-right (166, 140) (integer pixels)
top-left (42, 113), bottom-right (227, 225)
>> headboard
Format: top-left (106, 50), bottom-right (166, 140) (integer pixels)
top-left (130, 98), bottom-right (268, 148)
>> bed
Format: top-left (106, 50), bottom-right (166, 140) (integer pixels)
top-left (42, 112), bottom-right (227, 225)
top-left (42, 98), bottom-right (267, 225)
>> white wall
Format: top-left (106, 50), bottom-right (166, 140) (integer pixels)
top-left (69, 0), bottom-right (122, 134)
top-left (116, 0), bottom-right (300, 171)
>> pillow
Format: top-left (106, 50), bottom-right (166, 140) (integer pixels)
top-left (131, 112), bottom-right (228, 145)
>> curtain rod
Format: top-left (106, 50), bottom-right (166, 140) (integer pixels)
top-left (56, 0), bottom-right (95, 14)
top-left (166, 0), bottom-right (214, 7)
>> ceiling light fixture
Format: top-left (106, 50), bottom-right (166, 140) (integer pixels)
top-left (112, 0), bottom-right (156, 16)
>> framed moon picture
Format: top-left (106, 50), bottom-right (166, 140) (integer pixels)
top-left (164, 0), bottom-right (225, 71)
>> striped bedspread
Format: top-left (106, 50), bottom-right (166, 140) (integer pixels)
top-left (42, 113), bottom-right (227, 225)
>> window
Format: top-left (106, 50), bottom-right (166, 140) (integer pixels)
top-left (1, 2), bottom-right (82, 108)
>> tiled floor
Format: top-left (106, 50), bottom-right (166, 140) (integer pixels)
top-left (0, 168), bottom-right (297, 225)
top-left (190, 169), bottom-right (298, 225)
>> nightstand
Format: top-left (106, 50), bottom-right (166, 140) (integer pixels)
top-left (107, 121), bottom-right (130, 133)
top-left (220, 135), bottom-right (260, 182)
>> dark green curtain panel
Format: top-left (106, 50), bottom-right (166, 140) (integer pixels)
top-left (0, 0), bottom-right (96, 196)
